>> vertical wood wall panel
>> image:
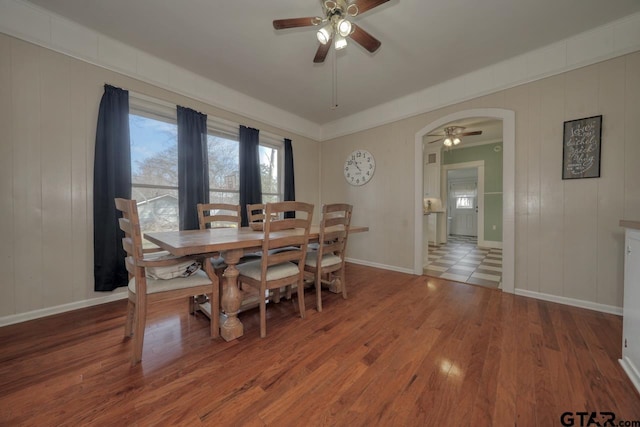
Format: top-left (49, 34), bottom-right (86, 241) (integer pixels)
top-left (69, 61), bottom-right (90, 302)
top-left (596, 58), bottom-right (626, 307)
top-left (526, 81), bottom-right (542, 293)
top-left (538, 75), bottom-right (566, 296)
top-left (0, 35), bottom-right (15, 316)
top-left (504, 85), bottom-right (530, 290)
top-left (40, 49), bottom-right (73, 307)
top-left (11, 39), bottom-right (43, 313)
top-left (624, 54), bottom-right (640, 219)
top-left (562, 66), bottom-right (600, 301)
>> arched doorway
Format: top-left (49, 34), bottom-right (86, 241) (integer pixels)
top-left (414, 108), bottom-right (515, 293)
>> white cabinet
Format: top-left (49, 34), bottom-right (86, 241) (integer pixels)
top-left (621, 224), bottom-right (640, 394)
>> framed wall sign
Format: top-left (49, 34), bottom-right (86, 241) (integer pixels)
top-left (562, 115), bottom-right (602, 180)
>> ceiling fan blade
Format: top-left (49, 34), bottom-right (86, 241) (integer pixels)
top-left (427, 133), bottom-right (444, 137)
top-left (427, 138), bottom-right (443, 144)
top-left (349, 24), bottom-right (381, 53)
top-left (313, 38), bottom-right (333, 63)
top-left (273, 17), bottom-right (319, 30)
top-left (461, 131), bottom-right (483, 136)
top-left (354, 0), bottom-right (390, 14)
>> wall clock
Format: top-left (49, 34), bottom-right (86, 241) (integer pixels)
top-left (344, 149), bottom-right (375, 186)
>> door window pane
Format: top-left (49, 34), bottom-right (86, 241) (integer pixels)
top-left (456, 197), bottom-right (474, 209)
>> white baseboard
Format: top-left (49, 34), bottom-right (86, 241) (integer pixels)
top-left (0, 290), bottom-right (128, 327)
top-left (478, 240), bottom-right (503, 249)
top-left (345, 258), bottom-right (415, 275)
top-left (514, 289), bottom-right (622, 316)
top-left (1, 270), bottom-right (622, 327)
top-left (619, 357), bottom-right (640, 395)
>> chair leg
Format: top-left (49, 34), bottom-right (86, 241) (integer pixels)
top-left (260, 286), bottom-right (267, 338)
top-left (298, 278), bottom-right (306, 319)
top-left (210, 276), bottom-right (220, 339)
top-left (124, 298), bottom-right (135, 337)
top-left (316, 268), bottom-right (323, 312)
top-left (131, 294), bottom-right (147, 366)
top-left (189, 296), bottom-right (196, 315)
top-left (340, 268), bottom-right (347, 299)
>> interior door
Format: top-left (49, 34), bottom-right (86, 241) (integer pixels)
top-left (449, 180), bottom-right (478, 237)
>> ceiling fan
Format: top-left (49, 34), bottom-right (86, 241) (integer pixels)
top-left (273, 0), bottom-right (388, 63)
top-left (426, 126), bottom-right (483, 147)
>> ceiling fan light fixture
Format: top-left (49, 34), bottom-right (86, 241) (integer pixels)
top-left (453, 137), bottom-right (461, 145)
top-left (324, 1), bottom-right (337, 12)
top-left (335, 34), bottom-right (348, 50)
top-left (444, 137), bottom-right (453, 147)
top-left (337, 19), bottom-right (352, 37)
top-left (317, 24), bottom-right (332, 45)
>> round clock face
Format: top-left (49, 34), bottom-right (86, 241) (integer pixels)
top-left (344, 149), bottom-right (375, 186)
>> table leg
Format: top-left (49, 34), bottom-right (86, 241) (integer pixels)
top-left (220, 248), bottom-right (244, 341)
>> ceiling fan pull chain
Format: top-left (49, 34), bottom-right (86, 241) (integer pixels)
top-left (331, 48), bottom-right (339, 109)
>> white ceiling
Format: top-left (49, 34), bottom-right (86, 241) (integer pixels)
top-left (23, 0), bottom-right (640, 126)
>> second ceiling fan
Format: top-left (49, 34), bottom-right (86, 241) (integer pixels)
top-left (273, 0), bottom-right (389, 63)
top-left (427, 126), bottom-right (483, 147)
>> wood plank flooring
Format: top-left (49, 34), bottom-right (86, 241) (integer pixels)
top-left (1, 264), bottom-right (638, 426)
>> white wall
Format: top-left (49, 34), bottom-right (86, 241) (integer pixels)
top-left (322, 52), bottom-right (640, 310)
top-left (0, 33), bottom-right (320, 323)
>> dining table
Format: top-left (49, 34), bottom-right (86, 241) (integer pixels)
top-left (145, 224), bottom-right (368, 341)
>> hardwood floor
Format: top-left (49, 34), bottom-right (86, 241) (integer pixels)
top-left (1, 264), bottom-right (638, 426)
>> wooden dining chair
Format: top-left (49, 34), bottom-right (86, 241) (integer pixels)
top-left (115, 198), bottom-right (219, 366)
top-left (197, 203), bottom-right (241, 230)
top-left (237, 201), bottom-right (314, 338)
top-left (304, 203), bottom-right (353, 312)
top-left (247, 203), bottom-right (266, 224)
top-left (195, 203), bottom-right (242, 305)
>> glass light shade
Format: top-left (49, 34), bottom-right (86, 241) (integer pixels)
top-left (335, 35), bottom-right (348, 50)
top-left (453, 137), bottom-right (461, 145)
top-left (337, 19), bottom-right (352, 37)
top-left (316, 25), bottom-right (332, 45)
top-left (443, 137), bottom-right (453, 147)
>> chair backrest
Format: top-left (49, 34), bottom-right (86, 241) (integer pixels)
top-left (114, 198), bottom-right (145, 282)
top-left (246, 203), bottom-right (266, 223)
top-left (198, 203), bottom-right (241, 230)
top-left (317, 203), bottom-right (353, 263)
top-left (261, 202), bottom-right (314, 268)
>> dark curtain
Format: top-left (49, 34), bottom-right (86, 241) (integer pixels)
top-left (177, 106), bottom-right (209, 230)
top-left (239, 125), bottom-right (262, 226)
top-left (93, 84), bottom-right (131, 292)
top-left (283, 138), bottom-right (296, 218)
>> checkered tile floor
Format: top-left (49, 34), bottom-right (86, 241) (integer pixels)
top-left (424, 235), bottom-right (502, 289)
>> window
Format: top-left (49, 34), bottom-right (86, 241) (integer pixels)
top-left (260, 143), bottom-right (281, 203)
top-left (450, 181), bottom-right (477, 210)
top-left (129, 95), bottom-right (283, 234)
top-left (130, 113), bottom-right (179, 235)
top-left (206, 130), bottom-right (283, 204)
top-left (456, 197), bottom-right (474, 209)
top-left (207, 132), bottom-right (240, 204)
